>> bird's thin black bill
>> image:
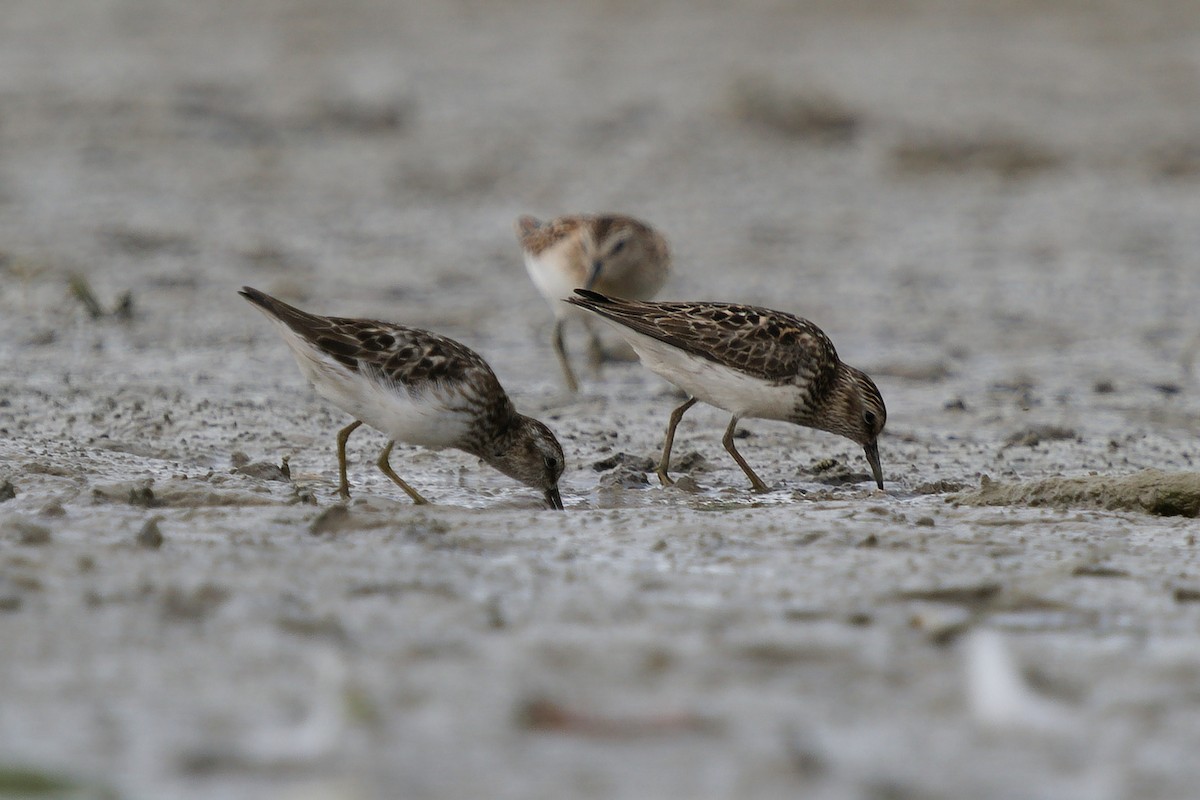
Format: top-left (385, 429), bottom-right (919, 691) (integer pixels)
top-left (545, 486), bottom-right (565, 510)
top-left (864, 441), bottom-right (884, 490)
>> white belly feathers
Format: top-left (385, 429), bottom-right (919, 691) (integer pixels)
top-left (616, 326), bottom-right (798, 421)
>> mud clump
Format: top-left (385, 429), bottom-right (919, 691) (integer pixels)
top-left (136, 517), bottom-right (165, 549)
top-left (1148, 143), bottom-right (1200, 180)
top-left (594, 451), bottom-right (655, 489)
top-left (161, 584), bottom-right (229, 622)
top-left (93, 480), bottom-right (276, 508)
top-left (728, 76), bottom-right (860, 144)
top-left (914, 479), bottom-right (968, 495)
top-left (592, 452), bottom-right (655, 473)
top-left (896, 582), bottom-right (1002, 607)
top-left (128, 486), bottom-right (157, 507)
top-left (2, 515), bottom-right (51, 546)
top-left (955, 470), bottom-right (1200, 517)
top-left (309, 505), bottom-right (353, 535)
top-left (598, 466), bottom-right (651, 490)
top-left (890, 133), bottom-right (1061, 179)
top-left (92, 482), bottom-right (159, 508)
top-left (230, 451), bottom-right (291, 482)
top-left (672, 452), bottom-right (710, 473)
top-left (809, 458), bottom-right (872, 486)
top-left (1004, 425), bottom-right (1077, 448)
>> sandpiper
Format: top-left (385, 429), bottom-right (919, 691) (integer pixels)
top-left (516, 214), bottom-right (671, 392)
top-left (565, 289), bottom-right (886, 492)
top-left (240, 287), bottom-right (566, 509)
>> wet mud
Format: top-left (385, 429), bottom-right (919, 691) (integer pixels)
top-left (2, 1), bottom-right (1200, 799)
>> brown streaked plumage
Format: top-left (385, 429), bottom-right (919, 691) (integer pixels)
top-left (516, 213), bottom-right (671, 392)
top-left (239, 287), bottom-right (566, 509)
top-left (565, 289), bottom-right (887, 492)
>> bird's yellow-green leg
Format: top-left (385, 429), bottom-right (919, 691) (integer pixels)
top-left (376, 440), bottom-right (430, 505)
top-left (583, 318), bottom-right (605, 371)
top-left (335, 420), bottom-right (363, 500)
top-left (723, 415), bottom-right (769, 493)
top-left (552, 318), bottom-right (579, 393)
top-left (656, 397), bottom-right (697, 487)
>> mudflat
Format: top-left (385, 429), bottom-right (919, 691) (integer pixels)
top-left (2, 1), bottom-right (1199, 798)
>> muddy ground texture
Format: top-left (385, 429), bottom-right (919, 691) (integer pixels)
top-left (2, 1), bottom-right (1200, 799)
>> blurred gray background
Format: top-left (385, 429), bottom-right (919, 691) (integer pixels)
top-left (2, 2), bottom-right (1200, 799)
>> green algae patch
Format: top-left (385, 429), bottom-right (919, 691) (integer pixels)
top-left (954, 470), bottom-right (1200, 517)
top-left (0, 764), bottom-right (118, 798)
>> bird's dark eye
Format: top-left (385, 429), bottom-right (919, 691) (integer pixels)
top-left (863, 411), bottom-right (877, 428)
top-left (610, 239), bottom-right (627, 256)
top-left (544, 456), bottom-right (558, 472)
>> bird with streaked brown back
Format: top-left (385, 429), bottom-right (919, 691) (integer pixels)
top-left (566, 289), bottom-right (887, 493)
top-left (240, 286), bottom-right (566, 510)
